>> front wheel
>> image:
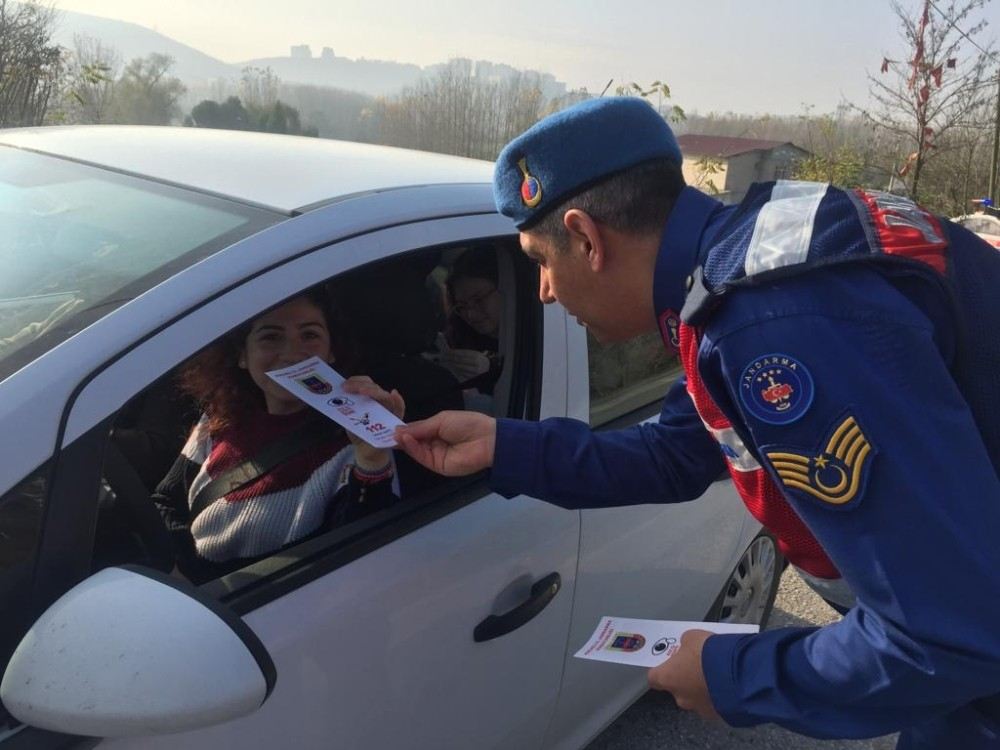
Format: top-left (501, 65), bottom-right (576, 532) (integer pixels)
top-left (706, 530), bottom-right (783, 628)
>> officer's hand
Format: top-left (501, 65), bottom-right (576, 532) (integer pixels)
top-left (647, 629), bottom-right (720, 721)
top-left (395, 411), bottom-right (496, 476)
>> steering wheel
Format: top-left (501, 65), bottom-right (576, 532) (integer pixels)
top-left (96, 443), bottom-right (175, 573)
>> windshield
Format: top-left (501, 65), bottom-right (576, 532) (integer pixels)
top-left (0, 147), bottom-right (279, 379)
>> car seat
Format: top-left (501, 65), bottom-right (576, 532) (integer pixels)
top-left (330, 260), bottom-right (464, 495)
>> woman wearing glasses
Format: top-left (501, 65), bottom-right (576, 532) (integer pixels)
top-left (439, 247), bottom-right (504, 405)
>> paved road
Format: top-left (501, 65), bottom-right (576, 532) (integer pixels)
top-left (586, 568), bottom-right (898, 750)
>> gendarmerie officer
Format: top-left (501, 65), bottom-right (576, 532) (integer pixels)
top-left (397, 97), bottom-right (1000, 749)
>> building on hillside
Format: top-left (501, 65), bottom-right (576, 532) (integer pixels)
top-left (290, 45), bottom-right (312, 59)
top-left (676, 135), bottom-right (811, 204)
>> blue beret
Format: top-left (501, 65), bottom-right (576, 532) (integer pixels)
top-left (493, 97), bottom-right (681, 229)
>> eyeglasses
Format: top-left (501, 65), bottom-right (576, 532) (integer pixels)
top-left (453, 287), bottom-right (498, 317)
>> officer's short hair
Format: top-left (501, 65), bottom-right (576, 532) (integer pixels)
top-left (527, 158), bottom-right (685, 251)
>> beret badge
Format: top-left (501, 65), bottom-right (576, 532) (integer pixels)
top-left (517, 157), bottom-right (542, 208)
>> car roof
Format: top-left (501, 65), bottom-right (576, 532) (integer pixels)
top-left (0, 126), bottom-right (495, 214)
top-left (954, 213), bottom-right (1000, 226)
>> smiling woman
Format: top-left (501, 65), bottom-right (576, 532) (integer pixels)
top-left (151, 289), bottom-right (404, 584)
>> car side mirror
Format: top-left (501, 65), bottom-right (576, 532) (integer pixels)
top-left (0, 565), bottom-right (275, 737)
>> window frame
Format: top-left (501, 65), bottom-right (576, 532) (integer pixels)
top-left (29, 215), bottom-right (539, 627)
top-left (587, 330), bottom-right (683, 428)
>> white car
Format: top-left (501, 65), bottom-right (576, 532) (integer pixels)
top-left (952, 213), bottom-right (1000, 249)
top-left (0, 127), bottom-right (779, 750)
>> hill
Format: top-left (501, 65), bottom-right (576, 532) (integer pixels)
top-left (50, 8), bottom-right (235, 81)
top-left (50, 9), bottom-right (568, 100)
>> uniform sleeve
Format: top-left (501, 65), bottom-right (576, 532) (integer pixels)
top-left (490, 376), bottom-right (727, 509)
top-left (699, 270), bottom-right (1000, 738)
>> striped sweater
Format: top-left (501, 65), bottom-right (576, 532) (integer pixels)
top-left (153, 408), bottom-right (396, 583)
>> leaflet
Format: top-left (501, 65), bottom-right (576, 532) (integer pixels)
top-left (266, 356), bottom-right (403, 449)
top-left (574, 616), bottom-right (759, 668)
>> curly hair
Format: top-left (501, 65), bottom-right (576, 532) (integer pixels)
top-left (177, 288), bottom-right (357, 435)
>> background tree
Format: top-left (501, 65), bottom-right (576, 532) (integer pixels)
top-left (858, 0), bottom-right (994, 203)
top-left (792, 107), bottom-right (870, 187)
top-left (188, 96), bottom-right (250, 129)
top-left (239, 66), bottom-right (279, 111)
top-left (613, 80), bottom-right (686, 123)
top-left (110, 53), bottom-right (186, 125)
top-left (254, 100), bottom-right (311, 135)
top-left (0, 0), bottom-right (62, 126)
top-left (374, 59), bottom-right (548, 159)
top-left (60, 35), bottom-right (120, 124)
top-left (187, 94), bottom-right (317, 136)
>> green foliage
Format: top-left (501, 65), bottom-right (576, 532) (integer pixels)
top-left (190, 96), bottom-right (250, 130)
top-left (109, 53), bottom-right (186, 125)
top-left (613, 79), bottom-right (686, 123)
top-left (793, 147), bottom-right (865, 188)
top-left (57, 36), bottom-right (120, 124)
top-left (271, 83), bottom-right (373, 140)
top-left (690, 155), bottom-right (724, 195)
top-left (188, 95), bottom-right (317, 137)
top-left (251, 100), bottom-right (300, 134)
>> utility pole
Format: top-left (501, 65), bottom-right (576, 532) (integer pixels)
top-left (990, 66), bottom-right (1000, 206)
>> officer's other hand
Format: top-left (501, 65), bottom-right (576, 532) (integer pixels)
top-left (647, 629), bottom-right (720, 721)
top-left (395, 411), bottom-right (496, 476)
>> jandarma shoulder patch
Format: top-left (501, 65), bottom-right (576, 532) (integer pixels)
top-left (762, 412), bottom-right (876, 507)
top-left (739, 353), bottom-right (814, 425)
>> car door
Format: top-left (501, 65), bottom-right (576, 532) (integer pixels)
top-left (5, 209), bottom-right (579, 750)
top-left (542, 325), bottom-right (755, 750)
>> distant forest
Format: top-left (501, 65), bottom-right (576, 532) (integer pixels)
top-left (2, 0), bottom-right (998, 216)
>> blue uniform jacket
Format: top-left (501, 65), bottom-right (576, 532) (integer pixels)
top-left (491, 183), bottom-right (1000, 743)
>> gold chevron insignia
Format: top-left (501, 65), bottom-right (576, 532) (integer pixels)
top-left (765, 415), bottom-right (874, 505)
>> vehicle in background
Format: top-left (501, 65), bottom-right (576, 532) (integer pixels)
top-left (951, 213), bottom-right (1000, 249)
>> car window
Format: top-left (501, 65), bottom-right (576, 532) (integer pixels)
top-left (0, 147), bottom-right (279, 381)
top-left (89, 238), bottom-right (537, 596)
top-left (588, 330), bottom-right (681, 427)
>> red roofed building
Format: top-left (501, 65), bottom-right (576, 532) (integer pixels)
top-left (676, 134), bottom-right (810, 204)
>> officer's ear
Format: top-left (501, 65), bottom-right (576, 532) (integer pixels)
top-left (563, 209), bottom-right (605, 272)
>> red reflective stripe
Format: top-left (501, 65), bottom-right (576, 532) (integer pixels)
top-left (679, 322), bottom-right (839, 579)
top-left (855, 189), bottom-right (947, 275)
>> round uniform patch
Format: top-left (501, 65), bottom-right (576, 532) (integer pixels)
top-left (739, 354), bottom-right (814, 425)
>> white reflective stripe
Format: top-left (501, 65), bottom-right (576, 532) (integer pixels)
top-left (744, 180), bottom-right (828, 276)
top-left (706, 423), bottom-right (761, 473)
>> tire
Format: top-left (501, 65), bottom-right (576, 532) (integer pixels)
top-left (706, 530), bottom-right (783, 629)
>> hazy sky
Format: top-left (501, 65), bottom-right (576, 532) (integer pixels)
top-left (52, 0), bottom-right (1000, 114)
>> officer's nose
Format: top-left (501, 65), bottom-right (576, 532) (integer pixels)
top-left (538, 268), bottom-right (556, 305)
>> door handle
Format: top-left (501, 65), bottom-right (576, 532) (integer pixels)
top-left (473, 572), bottom-right (562, 643)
